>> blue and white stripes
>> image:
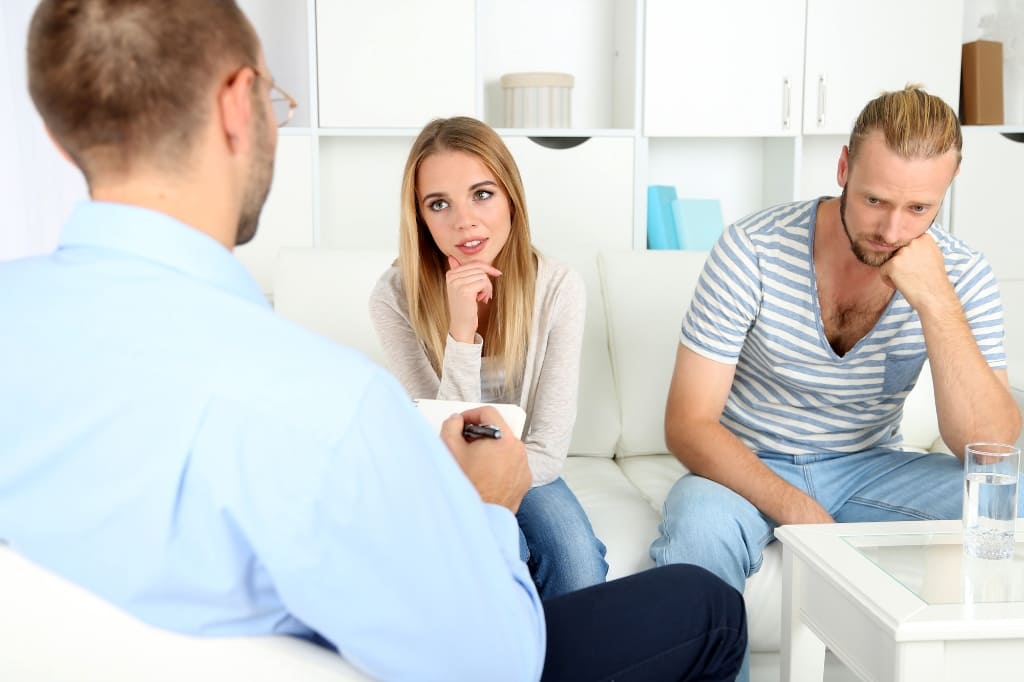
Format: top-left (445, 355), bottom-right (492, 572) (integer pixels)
top-left (681, 199), bottom-right (1006, 455)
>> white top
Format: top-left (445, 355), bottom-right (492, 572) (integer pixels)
top-left (369, 255), bottom-right (586, 486)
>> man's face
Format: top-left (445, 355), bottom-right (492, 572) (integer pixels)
top-left (838, 131), bottom-right (958, 267)
top-left (235, 63), bottom-right (277, 247)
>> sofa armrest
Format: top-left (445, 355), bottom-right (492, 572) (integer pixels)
top-left (0, 544), bottom-right (369, 681)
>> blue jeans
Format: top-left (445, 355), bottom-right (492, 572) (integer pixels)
top-left (650, 448), bottom-right (1007, 682)
top-left (516, 477), bottom-right (608, 599)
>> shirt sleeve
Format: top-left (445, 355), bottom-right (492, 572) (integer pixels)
top-left (369, 267), bottom-right (484, 401)
top-left (951, 251), bottom-right (1008, 370)
top-left (439, 335), bottom-right (484, 402)
top-left (522, 267), bottom-right (585, 487)
top-left (243, 370), bottom-right (545, 682)
top-left (680, 221), bottom-right (762, 365)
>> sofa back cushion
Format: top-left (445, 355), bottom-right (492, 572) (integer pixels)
top-left (900, 360), bottom-right (942, 452)
top-left (273, 248), bottom-right (397, 365)
top-left (549, 250), bottom-right (620, 457)
top-left (273, 247), bottom-right (620, 457)
top-left (1001, 279), bottom-right (1024, 390)
top-left (600, 250), bottom-right (709, 456)
top-left (599, 249), bottom-right (943, 457)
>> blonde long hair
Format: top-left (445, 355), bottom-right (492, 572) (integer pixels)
top-left (398, 117), bottom-right (538, 398)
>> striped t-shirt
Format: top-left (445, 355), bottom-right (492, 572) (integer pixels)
top-left (681, 199), bottom-right (1006, 455)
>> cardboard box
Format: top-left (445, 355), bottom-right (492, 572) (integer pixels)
top-left (961, 40), bottom-right (1004, 125)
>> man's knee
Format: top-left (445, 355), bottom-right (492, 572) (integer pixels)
top-left (659, 475), bottom-right (758, 542)
top-left (651, 475), bottom-right (768, 586)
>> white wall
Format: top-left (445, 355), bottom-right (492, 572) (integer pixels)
top-left (1, 0), bottom-right (87, 262)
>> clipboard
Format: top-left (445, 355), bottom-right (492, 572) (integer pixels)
top-left (414, 399), bottom-right (526, 439)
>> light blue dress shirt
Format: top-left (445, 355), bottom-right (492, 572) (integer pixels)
top-left (0, 201), bottom-right (545, 681)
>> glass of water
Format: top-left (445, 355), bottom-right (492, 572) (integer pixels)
top-left (963, 442), bottom-right (1020, 560)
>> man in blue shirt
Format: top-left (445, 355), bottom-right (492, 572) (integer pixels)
top-left (0, 1), bottom-right (745, 681)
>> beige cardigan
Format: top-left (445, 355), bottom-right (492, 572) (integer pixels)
top-left (368, 256), bottom-right (585, 486)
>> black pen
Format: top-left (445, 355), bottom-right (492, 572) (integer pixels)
top-left (462, 423), bottom-right (502, 440)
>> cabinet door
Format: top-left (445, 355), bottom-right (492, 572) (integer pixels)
top-left (643, 0), bottom-right (804, 137)
top-left (318, 136), bottom-right (413, 251)
top-left (316, 0), bottom-right (476, 127)
top-left (238, 0), bottom-right (311, 127)
top-left (505, 137), bottom-right (634, 251)
top-left (803, 0), bottom-right (963, 135)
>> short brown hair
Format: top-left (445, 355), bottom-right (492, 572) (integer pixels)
top-left (848, 84), bottom-right (962, 167)
top-left (27, 0), bottom-right (259, 181)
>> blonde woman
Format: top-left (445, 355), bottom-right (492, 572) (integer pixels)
top-left (369, 116), bottom-right (607, 598)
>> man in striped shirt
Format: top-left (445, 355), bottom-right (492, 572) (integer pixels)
top-left (651, 86), bottom-right (1021, 654)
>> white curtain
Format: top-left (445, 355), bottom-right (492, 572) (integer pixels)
top-left (1, 0), bottom-right (87, 262)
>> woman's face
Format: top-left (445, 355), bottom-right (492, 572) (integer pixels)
top-left (416, 150), bottom-right (512, 268)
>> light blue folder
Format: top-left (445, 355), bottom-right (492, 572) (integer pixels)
top-left (647, 186), bottom-right (680, 250)
top-left (672, 198), bottom-right (724, 251)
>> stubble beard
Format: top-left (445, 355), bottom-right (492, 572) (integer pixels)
top-left (235, 102), bottom-right (275, 247)
top-left (839, 187), bottom-right (897, 268)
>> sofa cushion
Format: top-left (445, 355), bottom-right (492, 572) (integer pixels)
top-left (615, 454), bottom-right (688, 506)
top-left (273, 248), bottom-right (397, 366)
top-left (275, 247), bottom-right (620, 458)
top-left (599, 248), bottom-right (945, 458)
top-left (901, 360), bottom-right (942, 452)
top-left (613, 454), bottom-right (781, 653)
top-left (1000, 279), bottom-right (1024, 390)
top-left (560, 457), bottom-right (659, 580)
top-left (599, 250), bottom-right (709, 456)
top-left (551, 250), bottom-right (621, 458)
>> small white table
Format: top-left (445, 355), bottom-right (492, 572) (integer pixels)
top-left (776, 520), bottom-right (1024, 682)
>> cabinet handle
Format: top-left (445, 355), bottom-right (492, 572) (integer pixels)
top-left (817, 74), bottom-right (827, 127)
top-left (782, 77), bottom-right (791, 130)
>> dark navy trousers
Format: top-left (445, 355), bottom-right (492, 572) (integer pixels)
top-left (541, 564), bottom-right (746, 682)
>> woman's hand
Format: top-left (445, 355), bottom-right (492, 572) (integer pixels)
top-left (446, 255), bottom-right (501, 343)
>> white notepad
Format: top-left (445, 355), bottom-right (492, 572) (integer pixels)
top-left (413, 399), bottom-right (527, 439)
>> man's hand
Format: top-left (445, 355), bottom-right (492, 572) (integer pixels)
top-left (880, 232), bottom-right (958, 315)
top-left (446, 256), bottom-right (502, 343)
top-left (440, 405), bottom-right (531, 513)
top-left (774, 490), bottom-right (835, 526)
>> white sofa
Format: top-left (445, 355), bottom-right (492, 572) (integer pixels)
top-left (270, 246), bottom-right (971, 682)
top-left (0, 543), bottom-right (370, 681)
top-left (3, 247), bottom-right (1016, 681)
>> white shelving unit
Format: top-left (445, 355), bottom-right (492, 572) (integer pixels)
top-left (236, 0), bottom-right (968, 297)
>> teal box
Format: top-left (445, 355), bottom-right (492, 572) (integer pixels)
top-left (647, 185), bottom-right (679, 250)
top-left (672, 199), bottom-right (724, 251)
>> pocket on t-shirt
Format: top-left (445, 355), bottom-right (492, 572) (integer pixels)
top-left (882, 353), bottom-right (926, 395)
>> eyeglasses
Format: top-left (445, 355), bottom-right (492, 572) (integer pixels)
top-left (252, 67), bottom-right (297, 128)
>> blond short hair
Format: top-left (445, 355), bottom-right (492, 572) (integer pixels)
top-left (848, 85), bottom-right (962, 166)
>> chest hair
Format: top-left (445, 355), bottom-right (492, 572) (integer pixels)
top-left (818, 280), bottom-right (893, 357)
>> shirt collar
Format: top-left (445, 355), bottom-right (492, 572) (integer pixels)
top-left (58, 201), bottom-right (268, 307)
